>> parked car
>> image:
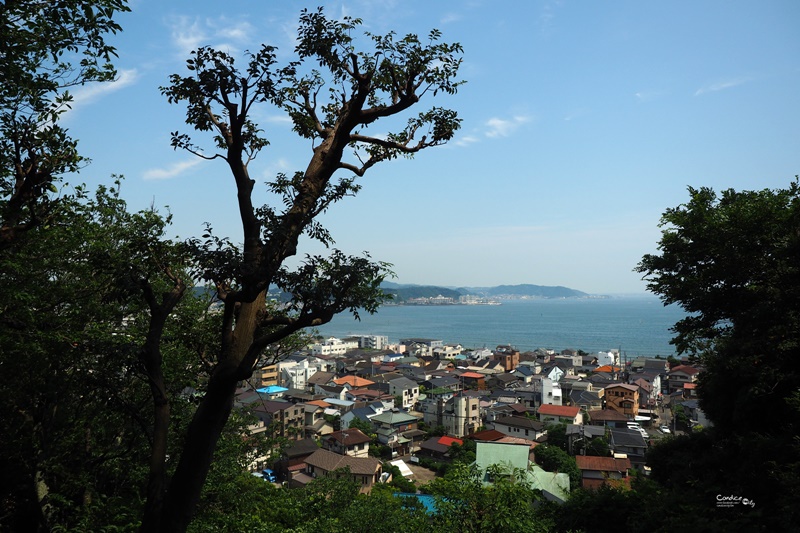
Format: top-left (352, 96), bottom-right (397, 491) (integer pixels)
top-left (261, 468), bottom-right (277, 482)
top-left (659, 425), bottom-right (671, 434)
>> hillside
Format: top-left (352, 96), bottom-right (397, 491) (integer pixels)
top-left (479, 284), bottom-right (588, 298)
top-left (381, 282), bottom-right (591, 301)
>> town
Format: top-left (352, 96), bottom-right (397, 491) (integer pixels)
top-left (239, 335), bottom-right (706, 500)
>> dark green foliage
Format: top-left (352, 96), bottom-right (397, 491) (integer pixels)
top-left (533, 444), bottom-right (581, 491)
top-left (448, 438), bottom-right (477, 465)
top-left (1, 5), bottom-right (466, 531)
top-left (636, 180), bottom-right (800, 435)
top-left (1, 0), bottom-right (130, 244)
top-left (346, 416), bottom-right (375, 438)
top-left (424, 463), bottom-right (552, 533)
top-left (545, 422), bottom-right (568, 451)
top-left (382, 463), bottom-right (417, 493)
top-left (632, 180), bottom-right (800, 530)
top-left (0, 183), bottom-right (196, 530)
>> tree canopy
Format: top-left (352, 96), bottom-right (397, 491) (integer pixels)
top-left (0, 0), bottom-right (129, 246)
top-left (636, 180), bottom-right (800, 434)
top-left (1, 6), bottom-right (464, 532)
top-left (152, 9), bottom-right (463, 531)
top-left (634, 179), bottom-right (800, 529)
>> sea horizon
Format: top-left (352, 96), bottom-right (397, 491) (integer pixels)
top-left (311, 294), bottom-right (685, 358)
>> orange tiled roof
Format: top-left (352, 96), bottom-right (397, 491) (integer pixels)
top-left (537, 404), bottom-right (581, 417)
top-left (575, 455), bottom-right (631, 472)
top-left (594, 365), bottom-right (623, 373)
top-left (333, 376), bottom-right (375, 388)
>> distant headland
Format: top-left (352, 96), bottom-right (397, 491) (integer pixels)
top-left (380, 282), bottom-right (606, 305)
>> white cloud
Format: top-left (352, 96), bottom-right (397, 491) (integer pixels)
top-left (634, 89), bottom-right (667, 103)
top-left (440, 12), bottom-right (462, 24)
top-left (169, 16), bottom-right (207, 57)
top-left (454, 135), bottom-right (479, 147)
top-left (261, 158), bottom-right (294, 180)
top-left (167, 15), bottom-right (253, 58)
top-left (143, 159), bottom-right (202, 181)
top-left (694, 76), bottom-right (752, 96)
top-left (69, 69), bottom-right (139, 108)
top-left (485, 115), bottom-right (530, 138)
top-left (263, 114), bottom-right (293, 124)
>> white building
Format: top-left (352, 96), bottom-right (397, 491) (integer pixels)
top-left (597, 349), bottom-right (620, 367)
top-left (278, 358), bottom-right (327, 389)
top-left (310, 337), bottom-right (359, 356)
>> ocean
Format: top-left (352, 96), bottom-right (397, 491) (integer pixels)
top-left (312, 295), bottom-right (687, 358)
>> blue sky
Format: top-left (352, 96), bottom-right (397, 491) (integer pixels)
top-left (61, 0), bottom-right (800, 295)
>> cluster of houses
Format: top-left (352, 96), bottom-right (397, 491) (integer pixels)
top-left (238, 335), bottom-right (707, 497)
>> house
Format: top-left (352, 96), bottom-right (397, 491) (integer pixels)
top-left (421, 393), bottom-right (480, 438)
top-left (401, 338), bottom-right (444, 357)
top-left (387, 376), bottom-right (420, 409)
top-left (587, 408), bottom-right (630, 429)
top-left (632, 378), bottom-right (655, 408)
top-left (511, 364), bottom-right (537, 384)
top-left (333, 375), bottom-right (375, 390)
top-left (677, 399), bottom-right (713, 428)
top-left (253, 362), bottom-right (279, 388)
top-left (300, 448), bottom-right (384, 493)
top-left (493, 345), bottom-right (520, 372)
top-left (370, 409), bottom-right (421, 455)
top-left (488, 372), bottom-right (521, 390)
top-left (469, 429), bottom-right (508, 443)
top-left (250, 399), bottom-right (306, 440)
top-left (306, 370), bottom-right (337, 390)
top-left (635, 371), bottom-right (663, 401)
top-left (315, 383), bottom-right (347, 401)
top-left (275, 438), bottom-right (322, 482)
top-left (541, 365), bottom-right (566, 383)
top-left (458, 371), bottom-right (487, 390)
top-left (345, 388), bottom-right (394, 404)
top-left (303, 402), bottom-right (335, 438)
top-left (309, 336), bottom-right (359, 356)
top-left (341, 404), bottom-right (382, 430)
top-left (529, 375), bottom-right (562, 406)
top-left (278, 358), bottom-right (325, 390)
top-left (491, 415), bottom-right (546, 441)
top-left (630, 356), bottom-right (670, 375)
top-left (603, 384), bottom-right (640, 419)
top-left (609, 428), bottom-right (649, 471)
top-left (418, 435), bottom-right (463, 461)
top-left (565, 424), bottom-right (607, 455)
top-left (475, 441), bottom-right (570, 503)
top-left (574, 455), bottom-right (631, 490)
top-left (433, 344), bottom-right (463, 360)
top-left (322, 428), bottom-right (372, 457)
top-left (569, 389), bottom-right (602, 411)
top-left (422, 375), bottom-right (462, 393)
top-left (668, 365), bottom-right (701, 394)
top-left (484, 403), bottom-right (516, 424)
top-left (538, 404), bottom-right (582, 425)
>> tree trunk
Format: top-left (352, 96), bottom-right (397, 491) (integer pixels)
top-left (156, 370), bottom-right (237, 532)
top-left (155, 292), bottom-right (265, 533)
